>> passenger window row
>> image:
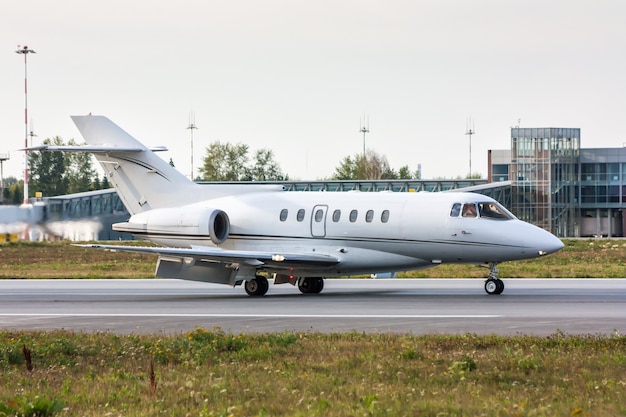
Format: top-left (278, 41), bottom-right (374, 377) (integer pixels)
top-left (279, 208), bottom-right (390, 223)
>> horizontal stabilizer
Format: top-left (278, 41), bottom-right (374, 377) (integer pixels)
top-left (24, 145), bottom-right (168, 152)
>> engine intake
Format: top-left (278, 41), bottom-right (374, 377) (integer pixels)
top-left (114, 207), bottom-right (230, 245)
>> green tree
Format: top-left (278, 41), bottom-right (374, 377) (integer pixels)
top-left (29, 137), bottom-right (69, 197)
top-left (332, 150), bottom-right (391, 180)
top-left (101, 175), bottom-right (111, 189)
top-left (247, 148), bottom-right (287, 181)
top-left (199, 141), bottom-right (249, 181)
top-left (66, 139), bottom-right (96, 193)
top-left (199, 142), bottom-right (287, 181)
top-left (332, 155), bottom-right (360, 180)
top-left (398, 165), bottom-right (415, 180)
top-left (10, 182), bottom-right (23, 204)
top-left (29, 137), bottom-right (99, 197)
top-left (3, 177), bottom-right (22, 204)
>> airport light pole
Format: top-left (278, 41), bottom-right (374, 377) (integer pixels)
top-left (16, 45), bottom-right (36, 204)
top-left (186, 112), bottom-right (198, 180)
top-left (359, 115), bottom-right (369, 158)
top-left (465, 119), bottom-right (475, 177)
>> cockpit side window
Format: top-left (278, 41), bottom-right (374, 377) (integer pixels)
top-left (478, 202), bottom-right (514, 220)
top-left (450, 203), bottom-right (461, 217)
top-left (461, 203), bottom-right (478, 218)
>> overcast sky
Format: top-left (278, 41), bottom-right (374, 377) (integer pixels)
top-left (1, 0), bottom-right (625, 182)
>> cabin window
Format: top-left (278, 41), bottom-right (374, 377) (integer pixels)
top-left (462, 203), bottom-right (478, 218)
top-left (450, 203), bottom-right (461, 217)
top-left (315, 209), bottom-right (324, 222)
top-left (297, 209), bottom-right (305, 222)
top-left (365, 210), bottom-right (374, 223)
top-left (381, 210), bottom-right (390, 223)
top-left (478, 202), bottom-right (513, 220)
top-left (279, 209), bottom-right (288, 221)
top-left (349, 209), bottom-right (358, 222)
top-left (332, 209), bottom-right (341, 222)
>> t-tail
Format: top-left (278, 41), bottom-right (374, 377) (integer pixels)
top-left (71, 115), bottom-right (198, 215)
top-left (32, 115), bottom-right (285, 216)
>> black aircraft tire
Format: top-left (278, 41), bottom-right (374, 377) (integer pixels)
top-left (484, 278), bottom-right (499, 295)
top-left (495, 279), bottom-right (505, 295)
top-left (245, 276), bottom-right (269, 296)
top-left (299, 277), bottom-right (324, 295)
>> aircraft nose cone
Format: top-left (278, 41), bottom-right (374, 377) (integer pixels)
top-left (537, 232), bottom-right (564, 256)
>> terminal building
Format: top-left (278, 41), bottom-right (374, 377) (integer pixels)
top-left (489, 127), bottom-right (626, 238)
top-left (23, 126), bottom-right (626, 240)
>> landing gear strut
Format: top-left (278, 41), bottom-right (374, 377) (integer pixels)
top-left (484, 262), bottom-right (504, 295)
top-left (244, 275), bottom-right (269, 296)
top-left (298, 277), bottom-right (324, 294)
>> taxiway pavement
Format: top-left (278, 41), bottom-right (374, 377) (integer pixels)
top-left (0, 278), bottom-right (624, 335)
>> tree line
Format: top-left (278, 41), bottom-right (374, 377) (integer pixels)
top-left (2, 137), bottom-right (425, 204)
top-left (2, 137), bottom-right (112, 204)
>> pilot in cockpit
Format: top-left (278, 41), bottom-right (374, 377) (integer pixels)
top-left (462, 203), bottom-right (477, 218)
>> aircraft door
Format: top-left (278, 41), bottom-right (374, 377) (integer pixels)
top-left (311, 205), bottom-right (328, 237)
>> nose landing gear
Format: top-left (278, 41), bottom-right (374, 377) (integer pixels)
top-left (483, 262), bottom-right (504, 295)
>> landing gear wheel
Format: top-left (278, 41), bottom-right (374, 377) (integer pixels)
top-left (483, 262), bottom-right (504, 295)
top-left (298, 277), bottom-right (324, 294)
top-left (244, 276), bottom-right (269, 296)
top-left (484, 278), bottom-right (504, 295)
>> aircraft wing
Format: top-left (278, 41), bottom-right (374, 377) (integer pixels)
top-left (75, 244), bottom-right (340, 269)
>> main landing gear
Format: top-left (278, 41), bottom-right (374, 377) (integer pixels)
top-left (484, 262), bottom-right (504, 295)
top-left (244, 275), bottom-right (269, 296)
top-left (243, 276), bottom-right (325, 296)
top-left (298, 277), bottom-right (324, 295)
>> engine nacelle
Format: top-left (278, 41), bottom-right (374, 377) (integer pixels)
top-left (113, 207), bottom-right (230, 245)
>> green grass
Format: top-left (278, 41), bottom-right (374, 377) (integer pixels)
top-left (1, 329), bottom-right (625, 416)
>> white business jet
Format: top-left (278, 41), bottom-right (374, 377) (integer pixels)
top-left (35, 115), bottom-right (564, 296)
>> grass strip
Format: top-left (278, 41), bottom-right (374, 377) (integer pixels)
top-left (1, 329), bottom-right (625, 416)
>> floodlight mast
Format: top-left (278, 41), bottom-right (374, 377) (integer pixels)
top-left (359, 115), bottom-right (369, 158)
top-left (16, 45), bottom-right (36, 204)
top-left (186, 111), bottom-right (198, 180)
top-left (465, 118), bottom-right (476, 177)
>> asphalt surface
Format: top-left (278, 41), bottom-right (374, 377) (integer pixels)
top-left (0, 278), bottom-right (624, 336)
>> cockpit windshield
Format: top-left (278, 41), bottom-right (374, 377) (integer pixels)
top-left (449, 201), bottom-right (514, 220)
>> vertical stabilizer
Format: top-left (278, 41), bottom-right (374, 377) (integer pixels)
top-left (71, 115), bottom-right (197, 215)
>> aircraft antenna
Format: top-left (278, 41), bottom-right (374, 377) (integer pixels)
top-left (465, 117), bottom-right (476, 177)
top-left (359, 114), bottom-right (370, 158)
top-left (186, 111), bottom-right (198, 180)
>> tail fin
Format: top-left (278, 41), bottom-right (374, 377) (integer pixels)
top-left (71, 115), bottom-right (198, 215)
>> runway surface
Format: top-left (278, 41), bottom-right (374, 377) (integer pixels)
top-left (0, 278), bottom-right (624, 336)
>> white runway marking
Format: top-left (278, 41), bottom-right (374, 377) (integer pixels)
top-left (0, 313), bottom-right (502, 319)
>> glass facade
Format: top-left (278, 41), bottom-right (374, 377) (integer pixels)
top-left (510, 128), bottom-right (579, 237)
